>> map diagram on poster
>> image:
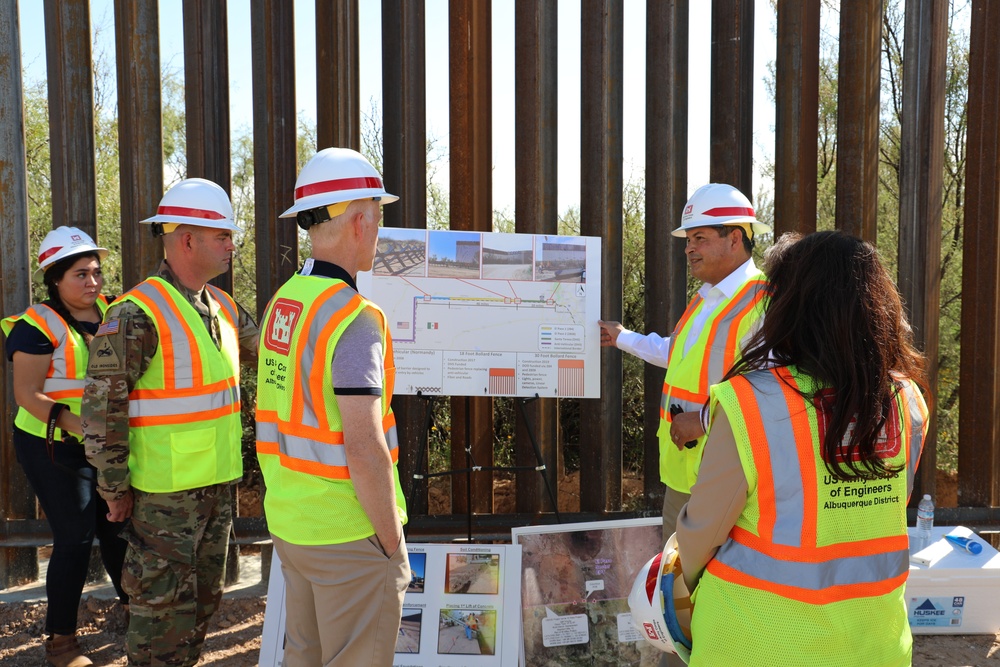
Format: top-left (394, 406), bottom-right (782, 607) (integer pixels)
top-left (356, 229), bottom-right (602, 398)
top-left (511, 518), bottom-right (665, 666)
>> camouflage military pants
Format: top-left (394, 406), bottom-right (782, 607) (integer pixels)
top-left (120, 483), bottom-right (233, 667)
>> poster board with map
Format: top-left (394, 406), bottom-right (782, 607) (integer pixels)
top-left (511, 518), bottom-right (665, 666)
top-left (356, 229), bottom-right (602, 398)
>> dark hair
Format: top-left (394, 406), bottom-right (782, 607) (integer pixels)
top-left (726, 231), bottom-right (926, 481)
top-left (43, 251), bottom-right (102, 346)
top-left (713, 225), bottom-right (754, 253)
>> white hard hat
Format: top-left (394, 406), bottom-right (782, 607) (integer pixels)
top-left (141, 178), bottom-right (240, 232)
top-left (627, 533), bottom-right (693, 662)
top-left (672, 183), bottom-right (771, 239)
top-left (34, 226), bottom-right (109, 281)
top-left (280, 147), bottom-right (398, 218)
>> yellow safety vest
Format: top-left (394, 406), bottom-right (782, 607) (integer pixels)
top-left (688, 367), bottom-right (928, 667)
top-left (658, 272), bottom-right (766, 492)
top-left (1, 297), bottom-right (109, 439)
top-left (116, 278), bottom-right (242, 492)
top-left (256, 274), bottom-right (405, 545)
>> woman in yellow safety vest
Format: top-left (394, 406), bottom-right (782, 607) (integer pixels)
top-left (1, 227), bottom-right (129, 667)
top-left (676, 231), bottom-right (929, 667)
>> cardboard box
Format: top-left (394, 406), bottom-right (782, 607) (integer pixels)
top-left (905, 526), bottom-right (1000, 635)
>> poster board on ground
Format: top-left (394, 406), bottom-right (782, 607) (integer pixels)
top-left (258, 543), bottom-right (522, 666)
top-left (511, 517), bottom-right (665, 666)
top-left (356, 229), bottom-right (602, 398)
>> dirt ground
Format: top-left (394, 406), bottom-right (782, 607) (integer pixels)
top-left (1, 470), bottom-right (997, 666)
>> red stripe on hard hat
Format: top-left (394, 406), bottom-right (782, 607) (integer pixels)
top-left (645, 552), bottom-right (664, 601)
top-left (295, 176), bottom-right (384, 200)
top-left (701, 206), bottom-right (755, 218)
top-left (158, 205), bottom-right (225, 220)
top-left (38, 246), bottom-right (64, 263)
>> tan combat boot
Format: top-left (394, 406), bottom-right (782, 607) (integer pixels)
top-left (45, 634), bottom-right (93, 667)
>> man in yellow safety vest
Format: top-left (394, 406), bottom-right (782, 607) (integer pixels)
top-left (599, 183), bottom-right (770, 541)
top-left (82, 178), bottom-right (259, 667)
top-left (256, 147), bottom-right (409, 666)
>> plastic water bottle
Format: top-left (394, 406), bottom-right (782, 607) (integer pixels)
top-left (916, 494), bottom-right (935, 549)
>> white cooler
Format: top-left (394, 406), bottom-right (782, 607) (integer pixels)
top-left (904, 526), bottom-right (1000, 635)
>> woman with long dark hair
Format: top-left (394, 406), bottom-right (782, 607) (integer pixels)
top-left (675, 231), bottom-right (929, 666)
top-left (2, 227), bottom-right (129, 667)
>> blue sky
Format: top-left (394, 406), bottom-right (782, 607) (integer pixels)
top-left (18, 0), bottom-right (778, 215)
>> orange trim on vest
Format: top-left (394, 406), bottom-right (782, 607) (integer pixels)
top-left (46, 389), bottom-right (83, 400)
top-left (706, 559), bottom-right (908, 605)
top-left (130, 289), bottom-right (177, 389)
top-left (699, 280), bottom-right (766, 392)
top-left (289, 282), bottom-right (351, 425)
top-left (131, 376), bottom-right (238, 400)
top-left (773, 368), bottom-right (821, 546)
top-left (257, 409), bottom-right (397, 446)
top-left (207, 285), bottom-right (238, 328)
top-left (308, 293), bottom-right (365, 432)
top-left (148, 279), bottom-right (204, 387)
top-left (731, 376), bottom-right (778, 541)
top-left (666, 295), bottom-right (703, 368)
top-left (728, 526), bottom-right (909, 561)
top-left (129, 402), bottom-right (240, 427)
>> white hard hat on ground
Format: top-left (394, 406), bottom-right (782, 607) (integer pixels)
top-left (140, 178), bottom-right (239, 232)
top-left (627, 533), bottom-right (693, 663)
top-left (672, 183), bottom-right (772, 239)
top-left (280, 147), bottom-right (398, 219)
top-left (34, 226), bottom-right (109, 281)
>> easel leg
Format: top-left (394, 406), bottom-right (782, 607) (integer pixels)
top-left (405, 392), bottom-right (436, 531)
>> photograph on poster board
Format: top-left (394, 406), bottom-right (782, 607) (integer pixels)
top-left (408, 551), bottom-right (427, 593)
top-left (428, 230), bottom-right (482, 278)
top-left (395, 608), bottom-right (423, 654)
top-left (512, 518), bottom-right (664, 666)
top-left (535, 235), bottom-right (587, 282)
top-left (374, 227), bottom-right (427, 277)
top-left (356, 229), bottom-right (602, 398)
top-left (445, 552), bottom-right (501, 595)
top-left (437, 608), bottom-right (497, 655)
top-left (482, 234), bottom-right (534, 280)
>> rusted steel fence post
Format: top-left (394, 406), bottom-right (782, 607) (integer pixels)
top-left (644, 0), bottom-right (689, 509)
top-left (580, 0), bottom-right (623, 513)
top-left (317, 0), bottom-right (360, 151)
top-left (710, 0), bottom-right (754, 194)
top-left (958, 0), bottom-right (1000, 509)
top-left (0, 0), bottom-right (38, 587)
top-left (514, 0), bottom-right (560, 515)
top-left (835, 0), bottom-right (881, 241)
top-left (115, 0), bottom-right (164, 290)
top-left (44, 0), bottom-right (97, 237)
top-left (184, 0), bottom-right (233, 293)
top-left (774, 0), bottom-right (819, 236)
top-left (898, 0), bottom-right (947, 501)
top-left (382, 0), bottom-right (428, 514)
top-left (449, 0), bottom-right (494, 516)
top-left (251, 0), bottom-right (298, 319)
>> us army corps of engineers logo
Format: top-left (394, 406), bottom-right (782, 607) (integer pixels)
top-left (263, 298), bottom-right (302, 355)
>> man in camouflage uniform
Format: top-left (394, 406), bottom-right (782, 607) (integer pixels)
top-left (83, 178), bottom-right (258, 667)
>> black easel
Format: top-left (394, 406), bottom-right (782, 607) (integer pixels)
top-left (406, 392), bottom-right (561, 543)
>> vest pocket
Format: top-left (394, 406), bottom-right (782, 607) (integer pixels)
top-left (170, 426), bottom-right (218, 489)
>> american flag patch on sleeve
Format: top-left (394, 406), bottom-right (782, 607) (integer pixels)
top-left (96, 319), bottom-right (120, 336)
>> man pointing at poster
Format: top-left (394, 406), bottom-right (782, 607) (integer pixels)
top-left (256, 147), bottom-right (410, 666)
top-left (599, 184), bottom-right (769, 544)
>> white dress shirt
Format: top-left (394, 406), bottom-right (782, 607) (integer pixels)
top-left (615, 258), bottom-right (760, 367)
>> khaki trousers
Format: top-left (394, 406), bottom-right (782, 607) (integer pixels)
top-left (273, 534), bottom-right (410, 667)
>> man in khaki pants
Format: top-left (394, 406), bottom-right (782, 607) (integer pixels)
top-left (256, 148), bottom-right (409, 666)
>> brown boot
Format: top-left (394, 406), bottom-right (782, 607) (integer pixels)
top-left (45, 634), bottom-right (93, 667)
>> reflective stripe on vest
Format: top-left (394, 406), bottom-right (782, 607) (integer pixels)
top-left (1, 298), bottom-right (108, 437)
top-left (707, 367), bottom-right (928, 605)
top-left (125, 280), bottom-right (241, 425)
top-left (659, 279), bottom-right (766, 420)
top-left (255, 280), bottom-right (398, 480)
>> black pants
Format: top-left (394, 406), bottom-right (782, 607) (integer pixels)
top-left (13, 427), bottom-right (129, 635)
